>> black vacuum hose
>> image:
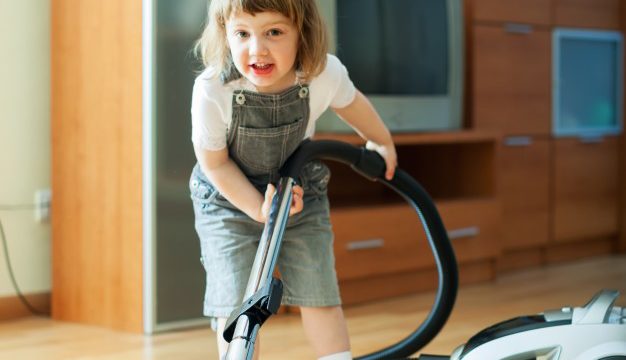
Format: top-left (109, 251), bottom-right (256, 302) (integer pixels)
top-left (281, 140), bottom-right (459, 360)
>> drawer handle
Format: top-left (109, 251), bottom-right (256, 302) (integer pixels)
top-left (447, 226), bottom-right (480, 240)
top-left (504, 23), bottom-right (533, 34)
top-left (346, 238), bottom-right (384, 251)
top-left (504, 136), bottom-right (533, 147)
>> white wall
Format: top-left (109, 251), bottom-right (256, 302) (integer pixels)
top-left (0, 0), bottom-right (51, 297)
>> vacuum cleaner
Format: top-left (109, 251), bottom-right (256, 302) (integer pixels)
top-left (448, 288), bottom-right (626, 360)
top-left (221, 140), bottom-right (626, 360)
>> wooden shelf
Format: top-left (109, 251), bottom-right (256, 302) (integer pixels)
top-left (323, 134), bottom-right (497, 209)
top-left (315, 130), bottom-right (498, 145)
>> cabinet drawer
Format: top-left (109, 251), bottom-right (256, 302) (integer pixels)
top-left (472, 25), bottom-right (552, 135)
top-left (472, 0), bottom-right (552, 25)
top-left (499, 137), bottom-right (550, 250)
top-left (553, 137), bottom-right (620, 242)
top-left (331, 204), bottom-right (431, 281)
top-left (331, 199), bottom-right (499, 281)
top-left (554, 0), bottom-right (621, 30)
top-left (438, 199), bottom-right (500, 263)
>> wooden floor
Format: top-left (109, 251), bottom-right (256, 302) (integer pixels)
top-left (1, 255), bottom-right (625, 359)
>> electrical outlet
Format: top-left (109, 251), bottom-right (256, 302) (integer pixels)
top-left (34, 188), bottom-right (51, 222)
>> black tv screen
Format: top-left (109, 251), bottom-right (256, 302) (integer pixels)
top-left (336, 0), bottom-right (449, 95)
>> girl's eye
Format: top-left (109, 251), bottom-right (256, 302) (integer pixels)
top-left (267, 29), bottom-right (283, 37)
top-left (235, 31), bottom-right (249, 39)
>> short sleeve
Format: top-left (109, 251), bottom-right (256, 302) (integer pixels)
top-left (191, 79), bottom-right (228, 151)
top-left (326, 54), bottom-right (357, 109)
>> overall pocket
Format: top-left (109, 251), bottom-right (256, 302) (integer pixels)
top-left (235, 117), bottom-right (304, 173)
top-left (189, 176), bottom-right (218, 205)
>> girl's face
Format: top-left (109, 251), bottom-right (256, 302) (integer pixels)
top-left (226, 11), bottom-right (299, 93)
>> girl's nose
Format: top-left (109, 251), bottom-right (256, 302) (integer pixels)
top-left (249, 36), bottom-right (269, 56)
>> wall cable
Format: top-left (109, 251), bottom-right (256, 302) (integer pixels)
top-left (0, 206), bottom-right (50, 316)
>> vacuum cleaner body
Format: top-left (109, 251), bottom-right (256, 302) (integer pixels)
top-left (450, 290), bottom-right (626, 360)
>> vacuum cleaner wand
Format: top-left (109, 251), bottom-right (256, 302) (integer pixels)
top-left (224, 176), bottom-right (296, 360)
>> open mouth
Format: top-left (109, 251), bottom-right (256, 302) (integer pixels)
top-left (250, 63), bottom-right (274, 75)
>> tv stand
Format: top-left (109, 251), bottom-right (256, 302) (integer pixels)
top-left (314, 131), bottom-right (500, 305)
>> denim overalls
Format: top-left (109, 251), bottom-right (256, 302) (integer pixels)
top-left (189, 84), bottom-right (341, 321)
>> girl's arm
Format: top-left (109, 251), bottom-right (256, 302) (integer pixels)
top-left (332, 90), bottom-right (398, 180)
top-left (194, 145), bottom-right (303, 222)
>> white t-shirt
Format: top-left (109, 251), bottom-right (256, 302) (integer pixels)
top-left (191, 54), bottom-right (356, 151)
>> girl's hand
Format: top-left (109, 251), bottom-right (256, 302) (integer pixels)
top-left (366, 140), bottom-right (398, 180)
top-left (259, 184), bottom-right (304, 222)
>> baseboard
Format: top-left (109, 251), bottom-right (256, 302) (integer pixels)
top-left (497, 247), bottom-right (545, 273)
top-left (338, 260), bottom-right (495, 306)
top-left (545, 237), bottom-right (614, 264)
top-left (0, 292), bottom-right (51, 321)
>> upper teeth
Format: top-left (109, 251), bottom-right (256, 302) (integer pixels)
top-left (256, 63), bottom-right (270, 68)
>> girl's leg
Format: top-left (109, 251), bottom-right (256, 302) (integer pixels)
top-left (215, 317), bottom-right (261, 360)
top-left (300, 306), bottom-right (352, 359)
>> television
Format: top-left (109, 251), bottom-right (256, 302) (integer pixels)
top-left (552, 28), bottom-right (623, 137)
top-left (315, 0), bottom-right (465, 133)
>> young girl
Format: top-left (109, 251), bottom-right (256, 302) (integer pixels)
top-left (190, 1), bottom-right (397, 359)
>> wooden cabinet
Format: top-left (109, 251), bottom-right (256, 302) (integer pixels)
top-left (319, 132), bottom-right (499, 304)
top-left (469, 0), bottom-right (554, 272)
top-left (553, 136), bottom-right (620, 243)
top-left (52, 0), bottom-right (143, 333)
top-left (499, 137), bottom-right (551, 250)
top-left (472, 0), bottom-right (552, 25)
top-left (554, 0), bottom-right (622, 30)
top-left (472, 24), bottom-right (552, 135)
top-left (469, 0), bottom-right (622, 271)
